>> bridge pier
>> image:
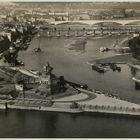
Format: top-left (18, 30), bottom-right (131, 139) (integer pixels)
top-left (131, 67), bottom-right (136, 76)
top-left (135, 81), bottom-right (140, 90)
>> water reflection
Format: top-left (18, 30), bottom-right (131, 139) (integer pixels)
top-left (40, 112), bottom-right (58, 138)
top-left (1, 109), bottom-right (140, 137)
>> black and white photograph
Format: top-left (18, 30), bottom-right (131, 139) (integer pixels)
top-left (0, 0), bottom-right (140, 138)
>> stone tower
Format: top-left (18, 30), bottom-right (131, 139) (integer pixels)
top-left (39, 63), bottom-right (53, 96)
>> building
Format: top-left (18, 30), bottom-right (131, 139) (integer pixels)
top-left (49, 12), bottom-right (69, 21)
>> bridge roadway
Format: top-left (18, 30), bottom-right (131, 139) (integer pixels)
top-left (128, 63), bottom-right (140, 71)
top-left (51, 19), bottom-right (140, 26)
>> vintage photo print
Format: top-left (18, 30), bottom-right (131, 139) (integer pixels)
top-left (0, 0), bottom-right (140, 138)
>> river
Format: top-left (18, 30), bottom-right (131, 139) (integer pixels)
top-left (0, 35), bottom-right (140, 138)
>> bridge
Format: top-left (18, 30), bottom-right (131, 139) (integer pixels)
top-left (132, 77), bottom-right (140, 83)
top-left (128, 63), bottom-right (140, 89)
top-left (51, 20), bottom-right (140, 26)
top-left (128, 63), bottom-right (140, 71)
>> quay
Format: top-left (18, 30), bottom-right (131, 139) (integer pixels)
top-left (1, 88), bottom-right (140, 117)
top-left (88, 54), bottom-right (132, 66)
top-left (78, 88), bottom-right (140, 117)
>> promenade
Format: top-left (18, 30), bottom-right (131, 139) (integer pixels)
top-left (78, 88), bottom-right (140, 116)
top-left (0, 88), bottom-right (140, 117)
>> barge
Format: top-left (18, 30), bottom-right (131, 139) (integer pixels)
top-left (92, 64), bottom-right (105, 73)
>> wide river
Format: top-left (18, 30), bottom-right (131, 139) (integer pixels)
top-left (0, 35), bottom-right (140, 138)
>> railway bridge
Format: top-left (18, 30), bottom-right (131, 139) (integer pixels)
top-left (51, 19), bottom-right (140, 26)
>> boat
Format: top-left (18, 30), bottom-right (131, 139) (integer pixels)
top-left (109, 64), bottom-right (121, 72)
top-left (47, 32), bottom-right (52, 37)
top-left (92, 64), bottom-right (105, 73)
top-left (34, 48), bottom-right (41, 53)
top-left (56, 32), bottom-right (60, 37)
top-left (99, 47), bottom-right (109, 52)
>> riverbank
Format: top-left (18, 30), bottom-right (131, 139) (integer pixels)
top-left (88, 53), bottom-right (139, 65)
top-left (0, 88), bottom-right (140, 118)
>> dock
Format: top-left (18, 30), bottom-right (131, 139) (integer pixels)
top-left (78, 88), bottom-right (140, 116)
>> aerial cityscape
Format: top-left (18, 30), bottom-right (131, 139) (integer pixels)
top-left (0, 1), bottom-right (140, 138)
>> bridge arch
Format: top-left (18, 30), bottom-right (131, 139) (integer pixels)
top-left (55, 21), bottom-right (89, 26)
top-left (53, 20), bottom-right (124, 26)
top-left (125, 21), bottom-right (140, 26)
top-left (92, 21), bottom-right (123, 26)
